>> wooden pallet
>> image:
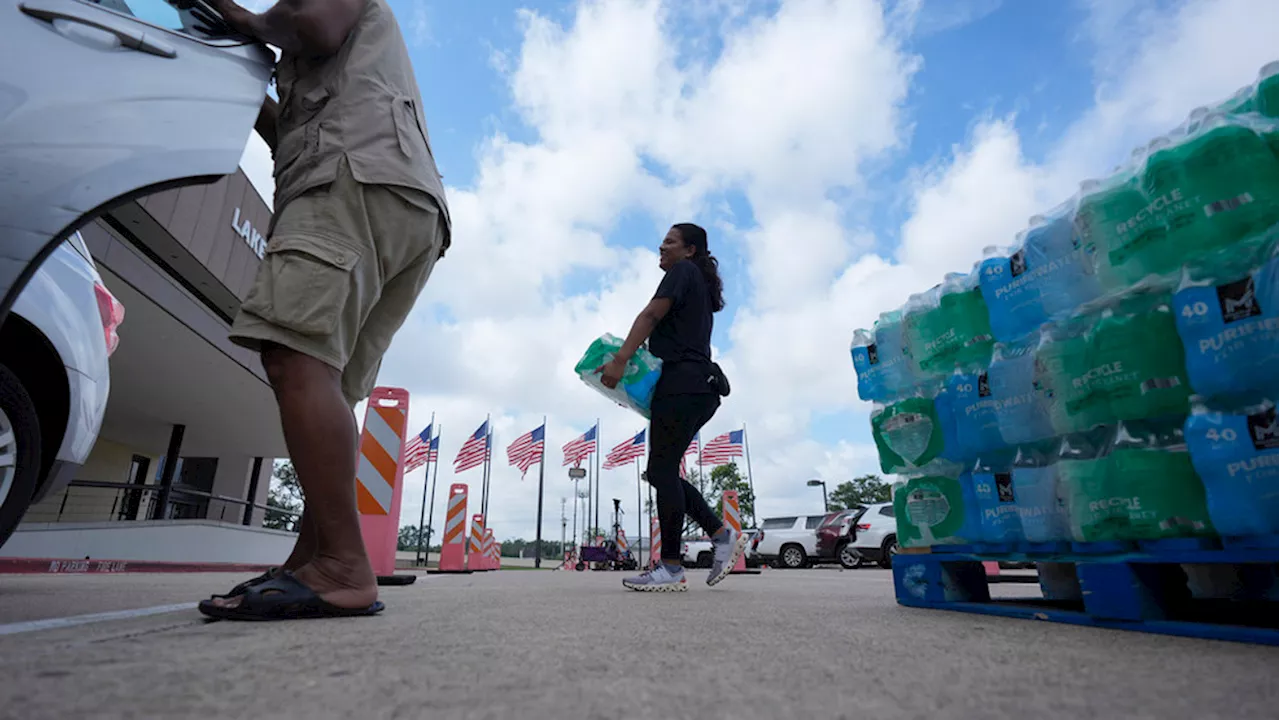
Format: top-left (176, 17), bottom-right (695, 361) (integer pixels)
top-left (894, 537), bottom-right (1278, 645)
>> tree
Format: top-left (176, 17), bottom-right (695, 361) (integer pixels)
top-left (397, 525), bottom-right (422, 551)
top-left (829, 474), bottom-right (891, 510)
top-left (263, 460), bottom-right (302, 531)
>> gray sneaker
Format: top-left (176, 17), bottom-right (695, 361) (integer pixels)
top-left (622, 564), bottom-right (688, 592)
top-left (707, 528), bottom-right (749, 586)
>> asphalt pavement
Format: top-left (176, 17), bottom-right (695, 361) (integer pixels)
top-left (0, 568), bottom-right (1274, 720)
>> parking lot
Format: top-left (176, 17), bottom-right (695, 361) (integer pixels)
top-left (0, 568), bottom-right (1274, 720)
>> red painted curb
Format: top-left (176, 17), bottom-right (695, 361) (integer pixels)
top-left (0, 558), bottom-right (273, 575)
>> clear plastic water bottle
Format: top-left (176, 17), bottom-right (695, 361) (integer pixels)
top-left (1024, 207), bottom-right (1103, 319)
top-left (1011, 440), bottom-right (1070, 543)
top-left (970, 451), bottom-right (1023, 543)
top-left (979, 243), bottom-right (1046, 343)
top-left (872, 309), bottom-right (918, 398)
top-left (850, 328), bottom-right (885, 402)
top-left (989, 341), bottom-right (1055, 446)
top-left (1257, 61), bottom-right (1279, 118)
top-left (946, 367), bottom-right (1005, 459)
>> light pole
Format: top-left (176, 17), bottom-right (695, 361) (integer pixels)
top-left (807, 479), bottom-right (829, 513)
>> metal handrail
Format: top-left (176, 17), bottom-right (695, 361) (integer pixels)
top-left (64, 480), bottom-right (301, 517)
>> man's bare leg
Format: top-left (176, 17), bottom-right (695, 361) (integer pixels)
top-left (259, 343), bottom-right (376, 609)
top-left (280, 509), bottom-right (317, 571)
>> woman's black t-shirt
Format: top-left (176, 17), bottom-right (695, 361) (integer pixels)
top-left (649, 259), bottom-right (715, 396)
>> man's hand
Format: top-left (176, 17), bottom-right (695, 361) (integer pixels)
top-left (207, 0), bottom-right (366, 57)
top-left (595, 357), bottom-right (628, 390)
top-left (207, 0), bottom-right (253, 34)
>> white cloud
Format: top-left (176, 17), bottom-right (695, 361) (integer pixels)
top-left (243, 0), bottom-right (1278, 544)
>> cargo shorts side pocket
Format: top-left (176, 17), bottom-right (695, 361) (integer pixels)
top-left (241, 235), bottom-right (361, 337)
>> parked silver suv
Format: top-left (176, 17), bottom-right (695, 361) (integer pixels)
top-left (0, 0), bottom-right (274, 542)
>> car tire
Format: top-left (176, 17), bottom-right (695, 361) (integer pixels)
top-left (779, 544), bottom-right (807, 569)
top-left (837, 542), bottom-right (861, 570)
top-left (575, 561), bottom-right (586, 571)
top-left (696, 551), bottom-right (712, 569)
top-left (878, 535), bottom-right (897, 569)
top-left (0, 363), bottom-right (42, 550)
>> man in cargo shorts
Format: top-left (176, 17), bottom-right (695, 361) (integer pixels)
top-left (200, 0), bottom-right (450, 620)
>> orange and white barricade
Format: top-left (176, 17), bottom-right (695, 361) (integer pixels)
top-left (437, 484), bottom-right (470, 572)
top-left (356, 387), bottom-right (409, 578)
top-left (722, 490), bottom-right (749, 573)
top-left (483, 528), bottom-right (499, 571)
top-left (650, 516), bottom-right (661, 569)
top-left (558, 551), bottom-right (576, 570)
top-left (470, 514), bottom-right (489, 571)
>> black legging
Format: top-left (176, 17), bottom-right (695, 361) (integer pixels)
top-left (646, 391), bottom-right (723, 561)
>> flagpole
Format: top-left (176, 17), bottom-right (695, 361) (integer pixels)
top-left (414, 412), bottom-right (436, 567)
top-left (743, 422), bottom-right (757, 526)
top-left (647, 483), bottom-right (653, 565)
top-left (635, 461), bottom-right (642, 560)
top-left (481, 413), bottom-right (492, 521)
top-left (424, 423), bottom-right (442, 566)
top-left (571, 472), bottom-right (579, 553)
top-left (534, 416), bottom-right (547, 569)
top-left (593, 417), bottom-right (601, 541)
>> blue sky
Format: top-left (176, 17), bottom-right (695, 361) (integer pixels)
top-left (239, 0), bottom-right (1277, 539)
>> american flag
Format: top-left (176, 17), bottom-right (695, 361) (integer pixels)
top-left (684, 434), bottom-right (700, 460)
top-left (603, 430), bottom-right (646, 469)
top-left (562, 425), bottom-right (598, 466)
top-left (454, 420), bottom-right (490, 472)
top-left (700, 429), bottom-right (744, 466)
top-left (404, 424), bottom-right (433, 472)
top-left (506, 424), bottom-right (546, 477)
top-left (428, 434), bottom-right (439, 463)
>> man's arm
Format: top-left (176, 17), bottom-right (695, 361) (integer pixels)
top-left (210, 0), bottom-right (366, 57)
top-left (255, 95), bottom-right (280, 152)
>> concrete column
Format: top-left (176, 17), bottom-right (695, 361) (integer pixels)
top-left (207, 454), bottom-right (252, 524)
top-left (244, 459), bottom-right (275, 527)
top-left (150, 424), bottom-right (185, 520)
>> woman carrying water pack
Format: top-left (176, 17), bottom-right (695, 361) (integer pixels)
top-left (596, 223), bottom-right (747, 592)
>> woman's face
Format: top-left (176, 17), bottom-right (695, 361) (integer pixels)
top-left (658, 227), bottom-right (695, 270)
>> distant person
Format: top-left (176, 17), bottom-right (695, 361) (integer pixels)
top-left (200, 0), bottom-right (450, 620)
top-left (597, 223), bottom-right (746, 591)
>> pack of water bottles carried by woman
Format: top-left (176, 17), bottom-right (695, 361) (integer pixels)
top-left (855, 62), bottom-right (1280, 550)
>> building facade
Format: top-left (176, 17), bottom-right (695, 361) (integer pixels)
top-left (15, 170), bottom-right (293, 559)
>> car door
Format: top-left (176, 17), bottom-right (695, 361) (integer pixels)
top-left (0, 0), bottom-right (273, 325)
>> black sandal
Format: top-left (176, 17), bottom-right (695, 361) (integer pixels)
top-left (210, 567), bottom-right (280, 600)
top-left (197, 571), bottom-right (385, 621)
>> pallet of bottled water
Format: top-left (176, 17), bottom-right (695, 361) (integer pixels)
top-left (852, 63), bottom-right (1279, 644)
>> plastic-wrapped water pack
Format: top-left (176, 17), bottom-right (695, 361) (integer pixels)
top-left (1172, 233), bottom-right (1278, 403)
top-left (1184, 398), bottom-right (1278, 538)
top-left (574, 334), bottom-right (663, 418)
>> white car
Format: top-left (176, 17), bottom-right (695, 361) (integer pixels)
top-left (0, 232), bottom-right (121, 546)
top-left (754, 514), bottom-right (828, 569)
top-left (681, 528), bottom-right (762, 568)
top-left (851, 502), bottom-right (898, 569)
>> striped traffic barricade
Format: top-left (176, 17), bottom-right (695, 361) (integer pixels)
top-left (650, 516), bottom-right (661, 570)
top-left (356, 387), bottom-right (410, 579)
top-left (722, 490), bottom-right (759, 575)
top-left (470, 514), bottom-right (489, 571)
top-left (484, 529), bottom-right (500, 570)
top-left (433, 484), bottom-right (472, 573)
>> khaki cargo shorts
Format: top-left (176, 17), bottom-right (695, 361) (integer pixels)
top-left (230, 157), bottom-right (446, 405)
